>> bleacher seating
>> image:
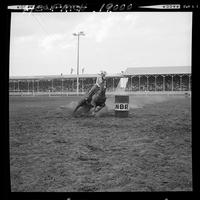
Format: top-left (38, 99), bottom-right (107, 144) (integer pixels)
top-left (9, 73), bottom-right (191, 94)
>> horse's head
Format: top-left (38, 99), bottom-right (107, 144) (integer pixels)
top-left (98, 83), bottom-right (106, 95)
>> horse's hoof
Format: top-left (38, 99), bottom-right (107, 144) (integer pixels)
top-left (91, 111), bottom-right (96, 117)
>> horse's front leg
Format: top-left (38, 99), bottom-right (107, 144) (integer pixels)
top-left (73, 98), bottom-right (86, 114)
top-left (94, 103), bottom-right (105, 113)
top-left (90, 100), bottom-right (97, 115)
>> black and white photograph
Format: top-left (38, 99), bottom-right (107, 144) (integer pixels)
top-left (6, 2), bottom-right (195, 195)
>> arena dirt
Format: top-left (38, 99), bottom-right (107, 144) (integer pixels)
top-left (9, 95), bottom-right (192, 191)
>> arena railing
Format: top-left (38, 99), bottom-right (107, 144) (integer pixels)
top-left (9, 90), bottom-right (191, 97)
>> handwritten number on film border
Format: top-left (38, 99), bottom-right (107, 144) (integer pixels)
top-left (99, 3), bottom-right (133, 11)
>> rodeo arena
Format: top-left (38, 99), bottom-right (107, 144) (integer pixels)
top-left (9, 65), bottom-right (192, 192)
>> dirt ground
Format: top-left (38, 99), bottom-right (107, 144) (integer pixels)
top-left (9, 95), bottom-right (192, 192)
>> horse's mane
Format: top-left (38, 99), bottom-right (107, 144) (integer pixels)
top-left (95, 85), bottom-right (106, 98)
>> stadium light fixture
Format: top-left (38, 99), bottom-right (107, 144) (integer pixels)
top-left (73, 31), bottom-right (85, 95)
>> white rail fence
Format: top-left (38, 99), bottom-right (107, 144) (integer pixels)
top-left (9, 91), bottom-right (191, 97)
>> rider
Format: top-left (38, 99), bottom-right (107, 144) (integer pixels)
top-left (73, 71), bottom-right (107, 115)
top-left (84, 70), bottom-right (107, 104)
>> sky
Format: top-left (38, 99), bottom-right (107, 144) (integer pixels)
top-left (9, 12), bottom-right (192, 76)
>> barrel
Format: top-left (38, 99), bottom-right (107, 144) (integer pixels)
top-left (115, 95), bottom-right (129, 117)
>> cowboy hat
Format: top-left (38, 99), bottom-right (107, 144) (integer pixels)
top-left (98, 70), bottom-right (107, 76)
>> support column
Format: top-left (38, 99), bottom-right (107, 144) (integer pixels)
top-left (52, 79), bottom-right (53, 92)
top-left (172, 75), bottom-right (173, 91)
top-left (113, 77), bottom-right (114, 92)
top-left (13, 81), bottom-right (15, 92)
top-left (37, 80), bottom-right (39, 93)
top-left (180, 75), bottom-right (182, 91)
top-left (147, 76), bottom-right (149, 91)
top-left (82, 78), bottom-right (83, 92)
top-left (163, 75), bottom-right (165, 91)
top-left (18, 80), bottom-right (19, 92)
top-left (32, 80), bottom-right (34, 95)
top-left (131, 76), bottom-right (132, 91)
top-left (74, 79), bottom-right (76, 91)
top-left (155, 75), bottom-right (157, 91)
top-left (61, 79), bottom-right (63, 94)
top-left (189, 75), bottom-right (191, 91)
top-left (139, 75), bottom-right (140, 91)
top-left (28, 80), bottom-right (29, 93)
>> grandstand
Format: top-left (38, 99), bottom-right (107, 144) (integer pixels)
top-left (124, 66), bottom-right (191, 92)
top-left (9, 73), bottom-right (122, 96)
top-left (9, 66), bottom-right (191, 96)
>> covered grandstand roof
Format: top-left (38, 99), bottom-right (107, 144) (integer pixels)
top-left (9, 73), bottom-right (122, 80)
top-left (9, 66), bottom-right (191, 80)
top-left (124, 66), bottom-right (191, 76)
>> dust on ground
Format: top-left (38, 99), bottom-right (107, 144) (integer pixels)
top-left (9, 95), bottom-right (192, 192)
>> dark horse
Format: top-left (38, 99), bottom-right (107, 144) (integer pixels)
top-left (73, 84), bottom-right (107, 116)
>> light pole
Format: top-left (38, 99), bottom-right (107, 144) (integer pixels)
top-left (73, 31), bottom-right (85, 95)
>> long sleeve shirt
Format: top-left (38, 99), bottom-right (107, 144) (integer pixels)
top-left (96, 76), bottom-right (105, 87)
top-left (85, 76), bottom-right (106, 100)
